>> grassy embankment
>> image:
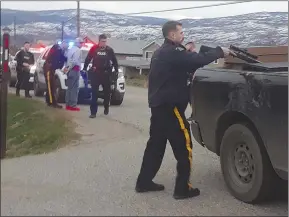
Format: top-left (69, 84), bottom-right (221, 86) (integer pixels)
top-left (126, 74), bottom-right (148, 88)
top-left (6, 94), bottom-right (80, 158)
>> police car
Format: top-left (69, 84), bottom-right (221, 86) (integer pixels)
top-left (33, 42), bottom-right (125, 105)
top-left (8, 47), bottom-right (44, 89)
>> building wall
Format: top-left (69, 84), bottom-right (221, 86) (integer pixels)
top-left (122, 66), bottom-right (150, 78)
top-left (142, 42), bottom-right (161, 60)
top-left (115, 53), bottom-right (142, 61)
top-left (123, 66), bottom-right (139, 78)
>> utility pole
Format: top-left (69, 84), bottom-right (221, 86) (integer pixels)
top-left (61, 21), bottom-right (64, 41)
top-left (0, 26), bottom-right (11, 159)
top-left (77, 0), bottom-right (80, 37)
top-left (13, 16), bottom-right (16, 45)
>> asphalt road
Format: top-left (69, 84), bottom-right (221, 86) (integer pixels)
top-left (1, 86), bottom-right (288, 216)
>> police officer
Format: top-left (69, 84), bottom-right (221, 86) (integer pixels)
top-left (43, 40), bottom-right (68, 108)
top-left (15, 42), bottom-right (35, 98)
top-left (135, 21), bottom-right (233, 200)
top-left (83, 33), bottom-right (119, 118)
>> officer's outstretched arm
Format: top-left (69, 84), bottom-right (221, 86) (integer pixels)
top-left (173, 46), bottom-right (224, 71)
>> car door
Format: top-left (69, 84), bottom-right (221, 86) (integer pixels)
top-left (8, 54), bottom-right (17, 79)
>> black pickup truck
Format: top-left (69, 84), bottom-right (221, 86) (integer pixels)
top-left (190, 48), bottom-right (288, 204)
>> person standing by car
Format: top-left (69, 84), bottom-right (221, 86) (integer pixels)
top-left (83, 33), bottom-right (119, 118)
top-left (15, 42), bottom-right (35, 98)
top-left (135, 21), bottom-right (233, 200)
top-left (43, 40), bottom-right (68, 108)
top-left (64, 37), bottom-right (84, 111)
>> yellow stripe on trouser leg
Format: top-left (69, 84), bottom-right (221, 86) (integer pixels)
top-left (47, 71), bottom-right (53, 104)
top-left (173, 107), bottom-right (193, 189)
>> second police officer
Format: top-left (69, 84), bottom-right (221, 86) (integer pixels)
top-left (83, 34), bottom-right (119, 118)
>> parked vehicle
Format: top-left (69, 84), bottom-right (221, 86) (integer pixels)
top-left (33, 43), bottom-right (126, 105)
top-left (190, 47), bottom-right (288, 204)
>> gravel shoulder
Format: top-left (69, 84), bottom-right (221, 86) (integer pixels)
top-left (1, 86), bottom-right (287, 216)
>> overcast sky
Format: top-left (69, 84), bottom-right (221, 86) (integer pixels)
top-left (1, 1), bottom-right (288, 19)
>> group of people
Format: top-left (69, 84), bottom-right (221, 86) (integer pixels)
top-left (14, 34), bottom-right (119, 117)
top-left (15, 20), bottom-right (234, 201)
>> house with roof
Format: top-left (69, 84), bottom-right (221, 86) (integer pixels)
top-left (141, 39), bottom-right (224, 68)
top-left (83, 34), bottom-right (148, 61)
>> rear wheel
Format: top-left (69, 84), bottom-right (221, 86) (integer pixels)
top-left (34, 75), bottom-right (44, 97)
top-left (111, 92), bottom-right (124, 105)
top-left (9, 79), bottom-right (16, 87)
top-left (220, 123), bottom-right (278, 204)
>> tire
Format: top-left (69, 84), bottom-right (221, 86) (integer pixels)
top-left (55, 77), bottom-right (66, 103)
top-left (111, 93), bottom-right (124, 105)
top-left (220, 123), bottom-right (278, 204)
top-left (9, 79), bottom-right (16, 87)
top-left (34, 75), bottom-right (44, 97)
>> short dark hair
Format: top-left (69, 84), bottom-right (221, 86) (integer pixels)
top-left (24, 41), bottom-right (30, 44)
top-left (99, 34), bottom-right (107, 40)
top-left (162, 21), bottom-right (182, 38)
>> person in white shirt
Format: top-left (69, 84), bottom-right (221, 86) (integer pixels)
top-left (64, 37), bottom-right (84, 111)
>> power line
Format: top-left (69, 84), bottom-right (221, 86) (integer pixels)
top-left (42, 1), bottom-right (254, 35)
top-left (125, 1), bottom-right (254, 15)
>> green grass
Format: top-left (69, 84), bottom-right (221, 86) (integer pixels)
top-left (6, 94), bottom-right (80, 158)
top-left (126, 75), bottom-right (148, 88)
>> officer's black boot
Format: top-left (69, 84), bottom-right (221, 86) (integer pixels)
top-left (55, 104), bottom-right (63, 109)
top-left (173, 188), bottom-right (200, 200)
top-left (16, 89), bottom-right (20, 97)
top-left (135, 180), bottom-right (165, 193)
top-left (104, 107), bottom-right (109, 115)
top-left (25, 90), bottom-right (32, 98)
top-left (49, 104), bottom-right (62, 109)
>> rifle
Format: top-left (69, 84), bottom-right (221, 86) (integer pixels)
top-left (229, 45), bottom-right (261, 63)
top-left (199, 45), bottom-right (261, 64)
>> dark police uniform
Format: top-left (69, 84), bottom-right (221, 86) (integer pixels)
top-left (136, 38), bottom-right (224, 199)
top-left (43, 44), bottom-right (67, 107)
top-left (15, 49), bottom-right (35, 97)
top-left (83, 44), bottom-right (118, 115)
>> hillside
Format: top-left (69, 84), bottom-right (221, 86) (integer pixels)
top-left (1, 9), bottom-right (288, 46)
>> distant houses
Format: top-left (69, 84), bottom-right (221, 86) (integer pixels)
top-left (25, 33), bottom-right (289, 77)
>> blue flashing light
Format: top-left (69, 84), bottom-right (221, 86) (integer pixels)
top-left (69, 41), bottom-right (74, 47)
